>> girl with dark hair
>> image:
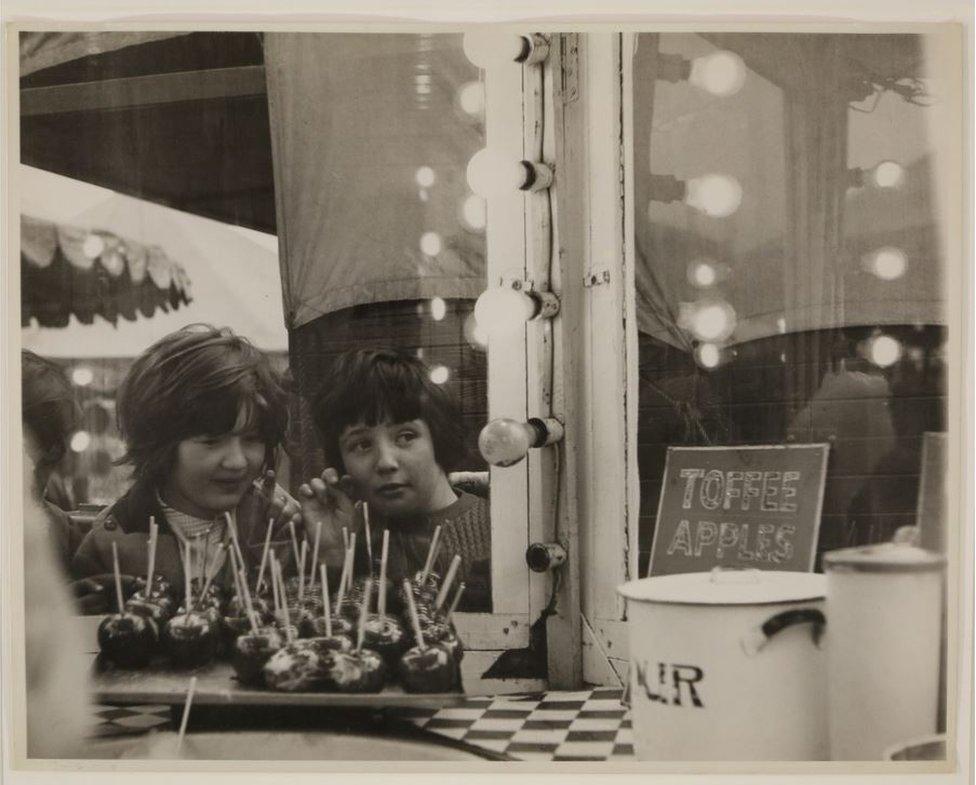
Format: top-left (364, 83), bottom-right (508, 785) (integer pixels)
top-left (71, 325), bottom-right (301, 592)
top-left (302, 348), bottom-right (491, 611)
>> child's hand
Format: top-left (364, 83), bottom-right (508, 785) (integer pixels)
top-left (71, 574), bottom-right (138, 614)
top-left (298, 468), bottom-right (359, 565)
top-left (239, 470), bottom-right (303, 544)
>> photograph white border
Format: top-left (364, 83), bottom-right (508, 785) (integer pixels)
top-left (1, 3), bottom-right (972, 784)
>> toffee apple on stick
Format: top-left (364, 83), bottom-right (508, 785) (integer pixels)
top-left (399, 578), bottom-right (455, 693)
top-left (98, 542), bottom-right (156, 668)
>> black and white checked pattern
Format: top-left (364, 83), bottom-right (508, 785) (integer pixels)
top-left (90, 688), bottom-right (634, 760)
top-left (397, 688), bottom-right (634, 760)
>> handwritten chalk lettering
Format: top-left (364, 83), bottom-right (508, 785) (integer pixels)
top-left (668, 520), bottom-right (796, 564)
top-left (635, 660), bottom-right (705, 708)
top-left (679, 469), bottom-right (803, 513)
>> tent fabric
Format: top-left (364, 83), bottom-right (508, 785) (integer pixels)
top-left (19, 32), bottom-right (189, 77)
top-left (22, 190), bottom-right (288, 358)
top-left (633, 33), bottom-right (945, 351)
top-left (264, 33), bottom-right (487, 330)
top-left (21, 214), bottom-right (191, 329)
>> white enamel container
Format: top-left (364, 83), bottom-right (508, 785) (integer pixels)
top-left (617, 569), bottom-right (828, 761)
top-left (823, 543), bottom-right (946, 760)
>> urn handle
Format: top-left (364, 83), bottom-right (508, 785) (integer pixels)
top-left (740, 608), bottom-right (826, 656)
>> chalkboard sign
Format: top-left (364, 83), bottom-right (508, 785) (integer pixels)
top-left (648, 444), bottom-right (829, 577)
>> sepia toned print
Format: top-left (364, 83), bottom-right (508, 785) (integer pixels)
top-left (3, 17), bottom-right (970, 778)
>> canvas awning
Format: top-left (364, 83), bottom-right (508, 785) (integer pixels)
top-left (21, 214), bottom-right (192, 329)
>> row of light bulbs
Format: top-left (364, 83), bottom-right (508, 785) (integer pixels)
top-left (459, 32), bottom-right (566, 467)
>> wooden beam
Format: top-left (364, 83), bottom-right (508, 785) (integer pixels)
top-left (545, 32), bottom-right (586, 690)
top-left (20, 65), bottom-right (267, 116)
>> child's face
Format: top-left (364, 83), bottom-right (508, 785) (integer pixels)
top-left (338, 418), bottom-right (447, 518)
top-left (162, 408), bottom-right (266, 519)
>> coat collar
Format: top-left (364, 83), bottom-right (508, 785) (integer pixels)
top-left (106, 478), bottom-right (171, 535)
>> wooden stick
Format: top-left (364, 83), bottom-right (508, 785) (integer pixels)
top-left (199, 542), bottom-right (226, 604)
top-left (363, 502), bottom-right (373, 576)
top-left (446, 582), bottom-right (466, 624)
top-left (238, 569), bottom-right (259, 634)
top-left (346, 532), bottom-right (357, 593)
top-left (356, 578), bottom-right (372, 651)
top-left (202, 531), bottom-right (211, 586)
top-left (297, 540), bottom-right (307, 601)
top-left (194, 534), bottom-right (204, 589)
top-left (276, 555), bottom-right (290, 628)
top-left (320, 564), bottom-right (332, 638)
top-left (434, 555), bottom-right (462, 610)
top-left (419, 525), bottom-right (442, 585)
top-left (378, 529), bottom-right (390, 622)
top-left (256, 518), bottom-right (274, 593)
top-left (287, 520), bottom-right (301, 573)
top-left (182, 540), bottom-right (192, 610)
top-left (146, 518), bottom-right (158, 593)
top-left (176, 676), bottom-right (198, 753)
top-left (279, 565), bottom-right (294, 643)
top-left (269, 553), bottom-right (281, 617)
top-left (111, 542), bottom-right (125, 614)
top-left (403, 580), bottom-right (425, 651)
top-left (334, 544), bottom-right (351, 615)
top-left (309, 519), bottom-right (323, 589)
top-left (225, 512), bottom-right (247, 579)
top-left (342, 526), bottom-right (349, 553)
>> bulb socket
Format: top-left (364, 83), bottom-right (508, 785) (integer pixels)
top-left (526, 417), bottom-right (565, 448)
top-left (515, 33), bottom-right (550, 65)
top-left (528, 290), bottom-right (561, 320)
top-left (518, 161), bottom-right (554, 192)
top-left (655, 53), bottom-right (693, 83)
top-left (648, 173), bottom-right (687, 204)
top-left (526, 542), bottom-right (567, 573)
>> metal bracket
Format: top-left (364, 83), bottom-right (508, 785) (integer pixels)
top-left (560, 33), bottom-right (579, 104)
top-left (583, 270), bottom-right (611, 288)
top-left (495, 275), bottom-right (536, 293)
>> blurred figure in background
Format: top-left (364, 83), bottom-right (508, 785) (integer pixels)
top-left (21, 350), bottom-right (83, 571)
top-left (21, 352), bottom-right (91, 757)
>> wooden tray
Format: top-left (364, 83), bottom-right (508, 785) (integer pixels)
top-left (93, 658), bottom-right (466, 709)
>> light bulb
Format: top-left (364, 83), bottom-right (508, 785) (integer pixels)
top-left (415, 166), bottom-right (436, 188)
top-left (429, 365), bottom-right (450, 384)
top-left (459, 194), bottom-right (487, 231)
top-left (688, 50), bottom-right (747, 97)
top-left (478, 416), bottom-right (564, 467)
top-left (685, 174), bottom-right (743, 218)
top-left (868, 335), bottom-right (902, 367)
top-left (458, 81), bottom-right (485, 116)
top-left (688, 260), bottom-right (717, 288)
top-left (478, 418), bottom-right (534, 467)
top-left (689, 301), bottom-right (737, 342)
top-left (866, 247), bottom-right (908, 280)
top-left (474, 285), bottom-right (536, 335)
top-left (871, 160), bottom-right (905, 189)
top-left (70, 430), bottom-right (92, 453)
top-left (420, 232), bottom-right (443, 257)
top-left (464, 313), bottom-right (489, 349)
top-left (82, 233), bottom-right (105, 259)
top-left (696, 343), bottom-right (722, 369)
top-left (71, 366), bottom-right (94, 387)
top-left (466, 148), bottom-right (523, 197)
top-left (430, 297), bottom-right (447, 321)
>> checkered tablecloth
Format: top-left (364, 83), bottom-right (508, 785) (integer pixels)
top-left (90, 688), bottom-right (634, 761)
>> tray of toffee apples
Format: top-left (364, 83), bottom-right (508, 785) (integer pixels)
top-left (93, 522), bottom-right (468, 709)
